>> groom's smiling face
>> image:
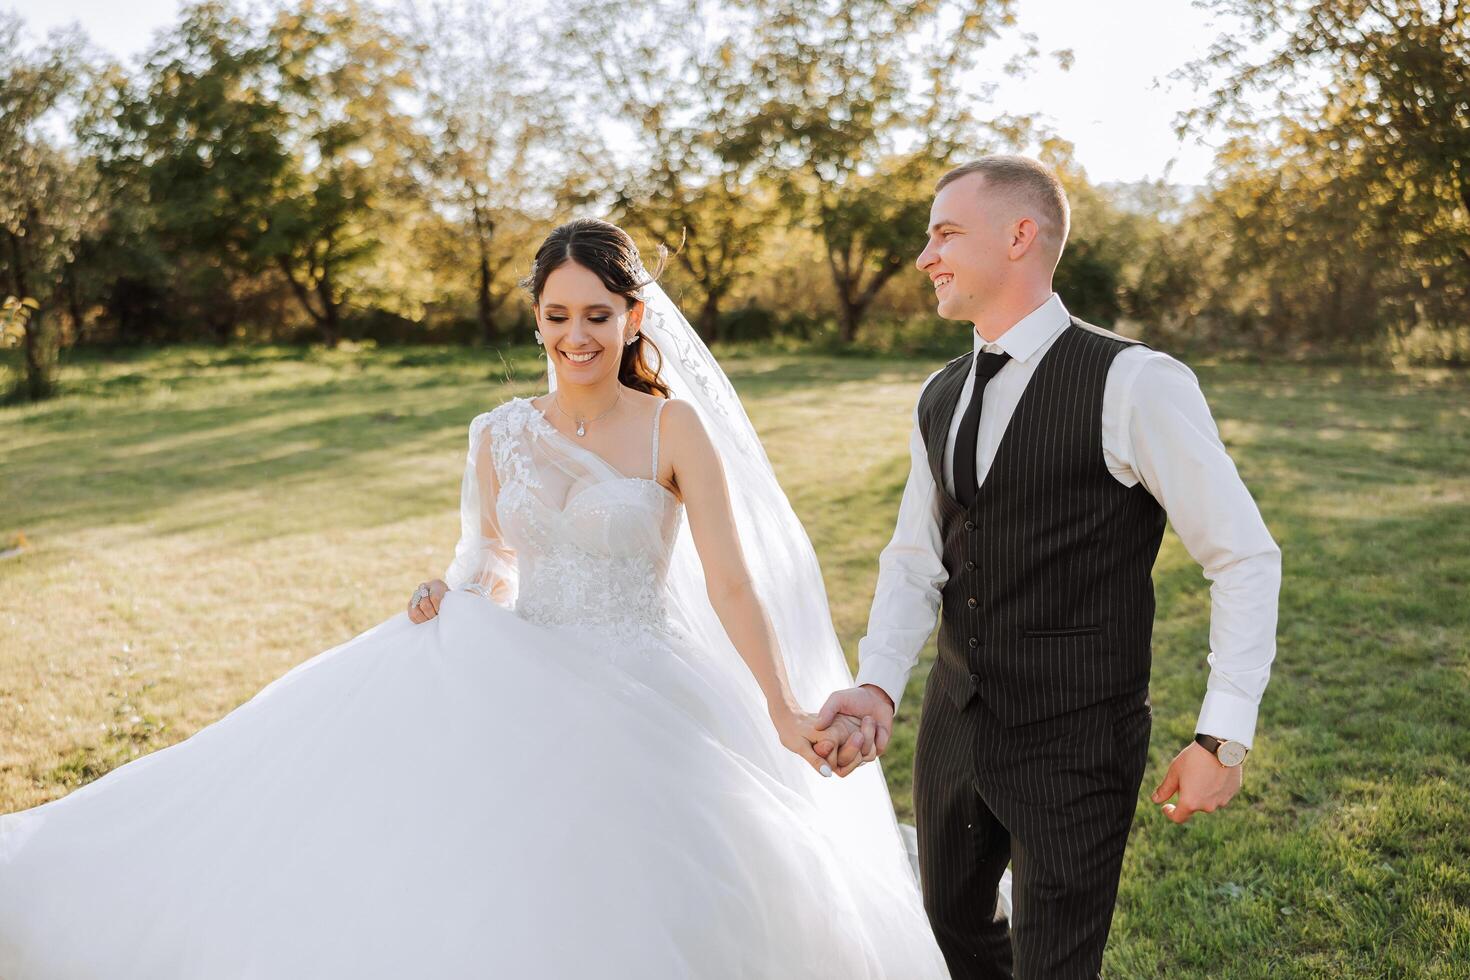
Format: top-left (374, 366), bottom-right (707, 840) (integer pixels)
top-left (915, 172), bottom-right (1027, 323)
top-left (911, 167), bottom-right (1052, 321)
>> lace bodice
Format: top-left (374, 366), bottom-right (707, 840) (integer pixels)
top-left (472, 396), bottom-right (683, 640)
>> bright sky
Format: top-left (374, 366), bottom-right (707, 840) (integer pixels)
top-left (8, 0), bottom-right (1235, 187)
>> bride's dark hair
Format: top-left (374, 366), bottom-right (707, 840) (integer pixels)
top-left (522, 218), bottom-right (672, 399)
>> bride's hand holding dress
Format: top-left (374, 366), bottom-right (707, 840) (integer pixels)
top-left (406, 577), bottom-right (448, 622)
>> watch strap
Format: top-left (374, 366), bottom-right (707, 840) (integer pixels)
top-left (1196, 732), bottom-right (1248, 765)
top-left (1194, 732), bottom-right (1224, 754)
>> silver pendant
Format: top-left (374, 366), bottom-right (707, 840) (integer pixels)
top-left (576, 420), bottom-right (587, 437)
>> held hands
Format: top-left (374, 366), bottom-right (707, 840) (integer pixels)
top-left (1150, 741), bottom-right (1244, 823)
top-left (810, 685), bottom-right (896, 777)
top-left (406, 579), bottom-right (450, 623)
top-left (770, 707), bottom-right (866, 776)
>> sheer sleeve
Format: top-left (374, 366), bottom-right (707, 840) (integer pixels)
top-left (442, 411), bottom-right (518, 606)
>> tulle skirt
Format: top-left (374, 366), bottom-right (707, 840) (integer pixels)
top-left (0, 592), bottom-right (950, 978)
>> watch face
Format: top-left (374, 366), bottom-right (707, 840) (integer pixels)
top-left (1218, 741), bottom-right (1248, 766)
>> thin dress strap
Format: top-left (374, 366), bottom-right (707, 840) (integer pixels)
top-left (651, 399), bottom-right (669, 479)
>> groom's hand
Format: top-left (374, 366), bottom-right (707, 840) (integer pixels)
top-left (1150, 741), bottom-right (1244, 824)
top-left (814, 685), bottom-right (895, 777)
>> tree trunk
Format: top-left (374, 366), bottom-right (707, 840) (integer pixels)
top-left (65, 269), bottom-right (84, 344)
top-left (317, 268), bottom-right (340, 348)
top-left (1458, 181), bottom-right (1470, 275)
top-left (848, 255), bottom-right (906, 344)
top-left (276, 253), bottom-right (330, 341)
top-left (22, 306), bottom-right (54, 401)
top-left (208, 303), bottom-right (235, 345)
top-left (7, 228), bottom-right (54, 401)
top-left (838, 298), bottom-right (862, 344)
top-left (473, 206), bottom-right (496, 345)
top-left (477, 254), bottom-right (495, 345)
top-left (698, 290), bottom-right (723, 342)
top-left (834, 271), bottom-right (882, 344)
top-left (823, 236), bottom-right (867, 344)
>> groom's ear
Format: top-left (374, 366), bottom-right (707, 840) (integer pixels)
top-left (1009, 217), bottom-right (1040, 259)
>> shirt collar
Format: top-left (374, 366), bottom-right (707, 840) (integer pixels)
top-left (971, 292), bottom-right (1071, 364)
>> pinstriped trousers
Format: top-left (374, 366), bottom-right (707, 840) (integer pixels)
top-left (912, 674), bottom-right (1152, 979)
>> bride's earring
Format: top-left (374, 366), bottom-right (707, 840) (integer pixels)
top-left (534, 330), bottom-right (544, 346)
top-left (625, 333), bottom-right (638, 347)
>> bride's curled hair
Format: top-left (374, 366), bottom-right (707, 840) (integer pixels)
top-left (522, 218), bottom-right (672, 398)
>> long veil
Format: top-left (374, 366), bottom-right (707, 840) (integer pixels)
top-left (547, 279), bottom-right (923, 885)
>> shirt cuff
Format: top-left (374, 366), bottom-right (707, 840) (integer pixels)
top-left (1196, 689), bottom-right (1260, 749)
top-left (854, 657), bottom-right (913, 715)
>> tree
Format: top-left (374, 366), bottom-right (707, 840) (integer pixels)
top-left (556, 0), bottom-right (781, 341)
top-left (406, 0), bottom-right (549, 345)
top-left (1044, 147), bottom-right (1170, 329)
top-left (615, 176), bottom-right (778, 342)
top-left (260, 0), bottom-right (420, 347)
top-left (92, 0), bottom-right (426, 348)
top-left (798, 153), bottom-right (950, 342)
top-left (1177, 0), bottom-right (1470, 349)
top-left (99, 0), bottom-right (291, 344)
top-left (0, 17), bottom-right (100, 400)
top-left (720, 0), bottom-right (1027, 340)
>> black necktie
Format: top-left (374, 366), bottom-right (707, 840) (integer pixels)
top-left (953, 350), bottom-right (1012, 508)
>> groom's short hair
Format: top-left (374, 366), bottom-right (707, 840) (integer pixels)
top-left (937, 156), bottom-right (1070, 262)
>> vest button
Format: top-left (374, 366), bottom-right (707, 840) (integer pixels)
top-left (969, 672), bottom-right (981, 689)
top-left (964, 520), bottom-right (976, 531)
top-left (967, 636), bottom-right (979, 649)
top-left (965, 560), bottom-right (976, 571)
top-left (967, 597), bottom-right (978, 608)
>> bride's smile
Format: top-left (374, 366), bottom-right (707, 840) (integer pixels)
top-left (534, 259), bottom-right (645, 397)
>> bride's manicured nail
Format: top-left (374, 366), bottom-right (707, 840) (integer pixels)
top-left (819, 764), bottom-right (832, 777)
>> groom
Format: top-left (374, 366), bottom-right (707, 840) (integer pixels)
top-left (813, 155), bottom-right (1281, 978)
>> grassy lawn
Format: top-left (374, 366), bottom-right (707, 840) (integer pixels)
top-left (2, 343), bottom-right (1467, 975)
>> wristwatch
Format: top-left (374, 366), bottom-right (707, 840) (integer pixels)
top-left (1194, 732), bottom-right (1249, 767)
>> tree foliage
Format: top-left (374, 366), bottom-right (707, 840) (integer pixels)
top-left (1174, 0), bottom-right (1469, 351)
top-left (720, 0), bottom-right (1025, 340)
top-left (406, 0), bottom-right (549, 344)
top-left (0, 16), bottom-right (101, 399)
top-left (2, 0), bottom-right (1464, 392)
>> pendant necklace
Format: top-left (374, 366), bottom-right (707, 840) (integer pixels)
top-left (553, 389), bottom-right (621, 437)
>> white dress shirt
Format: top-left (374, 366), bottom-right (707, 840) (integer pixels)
top-left (853, 293), bottom-right (1281, 747)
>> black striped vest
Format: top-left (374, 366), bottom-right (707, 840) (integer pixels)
top-left (916, 319), bottom-right (1167, 726)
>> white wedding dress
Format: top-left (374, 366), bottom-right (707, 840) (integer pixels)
top-left (0, 391), bottom-right (950, 979)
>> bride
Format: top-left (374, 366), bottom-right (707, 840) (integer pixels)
top-left (0, 218), bottom-right (950, 978)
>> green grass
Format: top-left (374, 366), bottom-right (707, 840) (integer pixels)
top-left (2, 344), bottom-right (1467, 975)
